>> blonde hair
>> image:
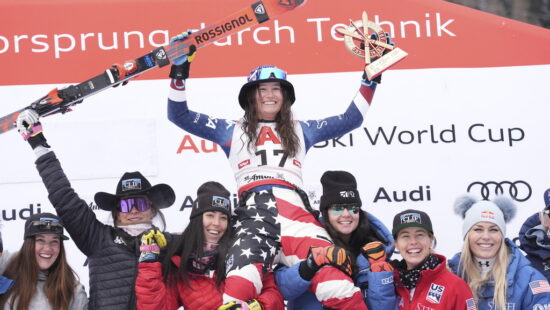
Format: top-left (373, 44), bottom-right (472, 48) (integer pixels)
top-left (458, 231), bottom-right (509, 310)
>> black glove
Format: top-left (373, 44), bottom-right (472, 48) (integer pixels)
top-left (169, 31), bottom-right (197, 80)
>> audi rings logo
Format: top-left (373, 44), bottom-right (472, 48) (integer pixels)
top-left (467, 180), bottom-right (532, 202)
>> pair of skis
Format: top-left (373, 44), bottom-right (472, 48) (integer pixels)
top-left (0, 0), bottom-right (306, 135)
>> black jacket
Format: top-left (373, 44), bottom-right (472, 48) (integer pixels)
top-left (36, 151), bottom-right (173, 310)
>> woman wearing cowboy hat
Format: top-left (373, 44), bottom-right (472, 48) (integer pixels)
top-left (14, 111), bottom-right (176, 310)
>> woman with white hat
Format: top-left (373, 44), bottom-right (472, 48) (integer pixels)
top-left (450, 195), bottom-right (550, 309)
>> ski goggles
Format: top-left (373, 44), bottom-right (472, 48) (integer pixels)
top-left (329, 205), bottom-right (361, 216)
top-left (248, 66), bottom-right (287, 82)
top-left (118, 196), bottom-right (152, 213)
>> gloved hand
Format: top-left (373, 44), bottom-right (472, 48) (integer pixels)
top-left (218, 299), bottom-right (262, 310)
top-left (299, 245), bottom-right (353, 280)
top-left (169, 31), bottom-right (197, 80)
top-left (15, 109), bottom-right (49, 149)
top-left (138, 228), bottom-right (167, 263)
top-left (362, 241), bottom-right (393, 272)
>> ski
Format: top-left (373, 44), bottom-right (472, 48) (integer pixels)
top-left (0, 0), bottom-right (306, 135)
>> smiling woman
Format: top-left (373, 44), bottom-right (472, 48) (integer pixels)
top-left (449, 195), bottom-right (550, 310)
top-left (135, 181), bottom-right (284, 310)
top-left (167, 38), bottom-right (380, 307)
top-left (14, 108), bottom-right (178, 310)
top-left (0, 213), bottom-right (88, 310)
top-left (385, 209), bottom-right (476, 309)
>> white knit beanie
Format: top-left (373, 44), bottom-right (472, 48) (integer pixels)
top-left (454, 195), bottom-right (516, 239)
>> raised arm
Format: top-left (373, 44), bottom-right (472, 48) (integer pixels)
top-left (166, 32), bottom-right (234, 157)
top-left (16, 110), bottom-right (108, 256)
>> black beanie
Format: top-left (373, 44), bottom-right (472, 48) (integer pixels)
top-left (190, 181), bottom-right (231, 219)
top-left (319, 171), bottom-right (361, 213)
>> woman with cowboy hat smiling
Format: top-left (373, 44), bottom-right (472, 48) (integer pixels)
top-left (14, 110), bottom-right (177, 310)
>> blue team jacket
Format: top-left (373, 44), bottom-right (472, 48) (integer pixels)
top-left (448, 238), bottom-right (550, 310)
top-left (518, 212), bottom-right (550, 281)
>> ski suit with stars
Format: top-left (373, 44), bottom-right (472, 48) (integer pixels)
top-left (167, 77), bottom-right (376, 310)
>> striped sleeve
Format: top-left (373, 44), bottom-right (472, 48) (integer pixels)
top-left (167, 79), bottom-right (235, 156)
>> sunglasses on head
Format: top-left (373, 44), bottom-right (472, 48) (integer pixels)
top-left (329, 205), bottom-right (360, 215)
top-left (31, 218), bottom-right (64, 233)
top-left (118, 196), bottom-right (152, 213)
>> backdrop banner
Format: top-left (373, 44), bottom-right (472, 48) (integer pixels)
top-left (1, 0), bottom-right (549, 293)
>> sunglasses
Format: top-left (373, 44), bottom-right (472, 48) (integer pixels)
top-left (118, 196), bottom-right (152, 213)
top-left (329, 205), bottom-right (361, 216)
top-left (249, 66), bottom-right (287, 81)
top-left (31, 218), bottom-right (64, 233)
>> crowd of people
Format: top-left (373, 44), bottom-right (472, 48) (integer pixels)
top-left (2, 33), bottom-right (550, 310)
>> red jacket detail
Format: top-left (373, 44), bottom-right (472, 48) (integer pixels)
top-left (136, 256), bottom-right (284, 310)
top-left (395, 254), bottom-right (477, 310)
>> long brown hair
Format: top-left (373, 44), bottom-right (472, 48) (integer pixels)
top-left (0, 236), bottom-right (78, 310)
top-left (162, 214), bottom-right (231, 289)
top-left (242, 84), bottom-right (300, 157)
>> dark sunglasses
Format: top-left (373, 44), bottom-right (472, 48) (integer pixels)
top-left (329, 205), bottom-right (360, 215)
top-left (118, 196), bottom-right (152, 213)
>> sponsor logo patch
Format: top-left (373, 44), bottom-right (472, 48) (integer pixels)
top-left (340, 190), bottom-right (355, 198)
top-left (400, 212), bottom-right (422, 225)
top-left (480, 210), bottom-right (495, 220)
top-left (426, 283), bottom-right (445, 304)
top-left (212, 195), bottom-right (230, 210)
top-left (121, 178), bottom-right (142, 191)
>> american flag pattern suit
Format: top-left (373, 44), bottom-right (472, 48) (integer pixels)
top-left (167, 77), bottom-right (376, 309)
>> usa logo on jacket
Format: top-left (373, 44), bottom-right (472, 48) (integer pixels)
top-left (426, 283), bottom-right (445, 304)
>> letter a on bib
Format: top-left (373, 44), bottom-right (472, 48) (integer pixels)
top-left (256, 126), bottom-right (281, 146)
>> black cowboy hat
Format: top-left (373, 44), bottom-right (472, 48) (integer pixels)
top-left (94, 171), bottom-right (175, 211)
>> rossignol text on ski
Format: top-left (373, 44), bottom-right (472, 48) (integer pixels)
top-left (0, 0), bottom-right (306, 135)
